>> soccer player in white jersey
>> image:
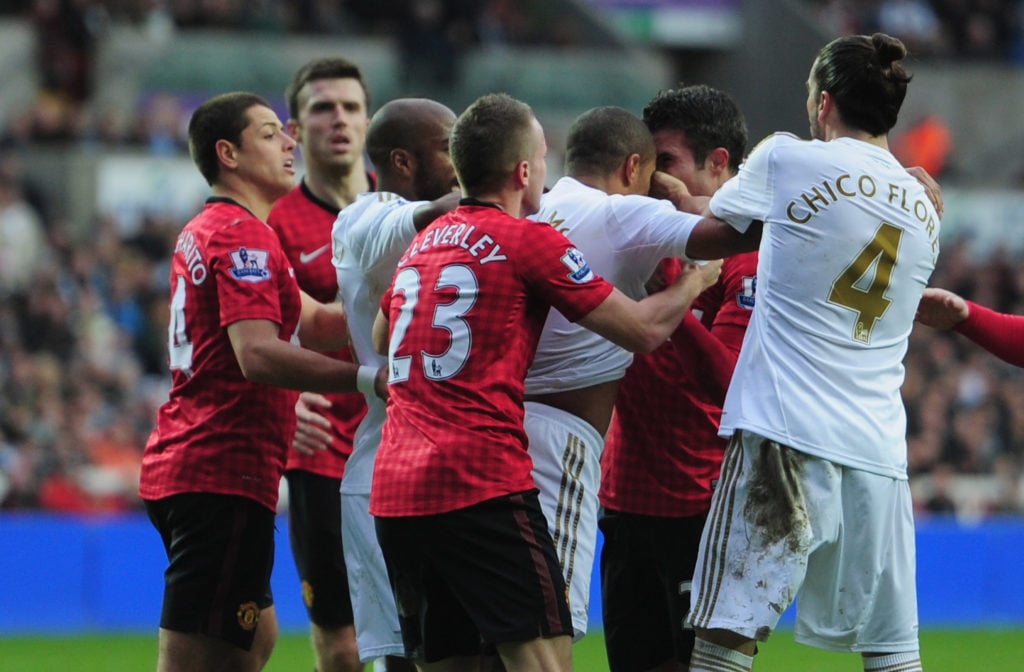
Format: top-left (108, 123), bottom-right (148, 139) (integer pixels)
top-left (331, 98), bottom-right (460, 670)
top-left (674, 33), bottom-right (940, 672)
top-left (525, 105), bottom-right (722, 639)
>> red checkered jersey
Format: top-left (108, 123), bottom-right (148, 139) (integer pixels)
top-left (140, 198), bottom-right (303, 511)
top-left (600, 251), bottom-right (758, 517)
top-left (370, 202), bottom-right (614, 517)
top-left (268, 181), bottom-right (368, 478)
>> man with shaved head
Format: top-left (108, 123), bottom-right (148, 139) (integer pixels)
top-left (332, 97), bottom-right (461, 670)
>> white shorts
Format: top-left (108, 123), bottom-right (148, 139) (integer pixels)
top-left (341, 492), bottom-right (405, 662)
top-left (690, 430), bottom-right (919, 653)
top-left (524, 401), bottom-right (604, 640)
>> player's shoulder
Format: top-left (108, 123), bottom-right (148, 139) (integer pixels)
top-left (748, 131), bottom-right (809, 156)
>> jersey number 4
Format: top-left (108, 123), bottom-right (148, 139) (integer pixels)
top-left (388, 264), bottom-right (478, 383)
top-left (168, 275), bottom-right (194, 376)
top-left (827, 221), bottom-right (903, 344)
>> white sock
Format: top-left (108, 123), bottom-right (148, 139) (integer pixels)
top-left (689, 637), bottom-right (754, 672)
top-left (863, 651), bottom-right (923, 672)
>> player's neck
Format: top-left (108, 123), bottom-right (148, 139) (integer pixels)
top-left (825, 123), bottom-right (890, 151)
top-left (467, 190), bottom-right (521, 218)
top-left (304, 163), bottom-right (370, 210)
top-left (211, 182), bottom-right (274, 222)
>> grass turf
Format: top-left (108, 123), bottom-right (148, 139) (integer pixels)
top-left (1, 629), bottom-right (1022, 670)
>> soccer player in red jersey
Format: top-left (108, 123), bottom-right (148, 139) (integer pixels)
top-left (140, 92), bottom-right (371, 672)
top-left (916, 287), bottom-right (1024, 367)
top-left (369, 93), bottom-right (720, 672)
top-left (598, 85), bottom-right (758, 672)
top-left (266, 57), bottom-right (371, 672)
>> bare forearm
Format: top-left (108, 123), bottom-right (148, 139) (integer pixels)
top-left (298, 292), bottom-right (348, 351)
top-left (686, 218), bottom-right (761, 260)
top-left (238, 339), bottom-right (359, 393)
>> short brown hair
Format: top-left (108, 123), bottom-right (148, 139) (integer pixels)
top-left (188, 91), bottom-right (270, 186)
top-left (450, 93), bottom-right (536, 196)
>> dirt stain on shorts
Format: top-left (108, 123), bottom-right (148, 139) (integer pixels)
top-left (743, 439), bottom-right (810, 553)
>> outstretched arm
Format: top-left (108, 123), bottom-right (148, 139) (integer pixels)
top-left (577, 259), bottom-right (723, 354)
top-left (917, 287), bottom-right (1024, 367)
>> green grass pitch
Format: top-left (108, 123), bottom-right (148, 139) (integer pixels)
top-left (0, 629), bottom-right (1021, 670)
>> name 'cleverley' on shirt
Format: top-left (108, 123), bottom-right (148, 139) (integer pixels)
top-left (785, 172), bottom-right (939, 241)
top-left (399, 221), bottom-right (509, 266)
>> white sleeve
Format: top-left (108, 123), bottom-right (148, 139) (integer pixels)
top-left (606, 194), bottom-right (702, 264)
top-left (333, 195), bottom-right (424, 276)
top-left (709, 133), bottom-right (779, 233)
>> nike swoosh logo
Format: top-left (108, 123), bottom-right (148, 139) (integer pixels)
top-left (299, 244), bottom-right (330, 264)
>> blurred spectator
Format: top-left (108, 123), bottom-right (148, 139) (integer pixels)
top-left (0, 158), bottom-right (51, 296)
top-left (891, 114), bottom-right (953, 179)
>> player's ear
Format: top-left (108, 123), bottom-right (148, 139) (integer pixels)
top-left (514, 159), bottom-right (530, 190)
top-left (215, 138), bottom-right (239, 170)
top-left (390, 148), bottom-right (414, 177)
top-left (706, 147), bottom-right (730, 176)
top-left (622, 153), bottom-right (642, 187)
top-left (284, 119), bottom-right (301, 141)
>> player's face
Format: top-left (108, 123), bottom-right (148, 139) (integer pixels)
top-left (292, 77), bottom-right (369, 174)
top-left (653, 128), bottom-right (715, 197)
top-left (412, 110), bottom-right (459, 201)
top-left (522, 117), bottom-right (548, 217)
top-left (236, 105), bottom-right (297, 202)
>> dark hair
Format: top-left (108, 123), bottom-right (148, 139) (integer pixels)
top-left (643, 84), bottom-right (748, 172)
top-left (284, 57), bottom-right (369, 120)
top-left (450, 93), bottom-right (536, 196)
top-left (811, 32), bottom-right (911, 136)
top-left (565, 106), bottom-right (655, 177)
top-left (188, 92), bottom-right (270, 186)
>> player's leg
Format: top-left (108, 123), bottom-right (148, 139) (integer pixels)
top-left (285, 469), bottom-right (362, 672)
top-left (341, 492), bottom-right (415, 671)
top-left (689, 432), bottom-right (827, 671)
top-left (600, 509), bottom-right (676, 671)
top-left (794, 467), bottom-right (922, 671)
top-left (524, 401), bottom-right (604, 640)
top-left (146, 493), bottom-right (277, 672)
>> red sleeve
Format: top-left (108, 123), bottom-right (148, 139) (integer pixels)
top-left (669, 252), bottom-right (757, 404)
top-left (210, 218), bottom-right (290, 328)
top-left (670, 311), bottom-right (737, 405)
top-left (955, 300), bottom-right (1024, 367)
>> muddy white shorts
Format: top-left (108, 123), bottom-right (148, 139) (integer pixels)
top-left (524, 401), bottom-right (604, 640)
top-left (689, 430), bottom-right (920, 653)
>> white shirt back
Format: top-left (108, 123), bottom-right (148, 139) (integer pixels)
top-left (525, 176), bottom-right (700, 394)
top-left (711, 133), bottom-right (941, 478)
top-left (332, 191), bottom-right (422, 494)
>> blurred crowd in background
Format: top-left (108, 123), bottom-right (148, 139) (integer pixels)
top-left (1, 0), bottom-right (1023, 517)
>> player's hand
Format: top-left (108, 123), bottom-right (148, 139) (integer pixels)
top-left (373, 366), bottom-right (389, 402)
top-left (292, 392), bottom-right (333, 455)
top-left (906, 165), bottom-right (944, 218)
top-left (915, 287), bottom-right (969, 330)
top-left (681, 258), bottom-right (723, 292)
top-left (650, 171), bottom-right (710, 215)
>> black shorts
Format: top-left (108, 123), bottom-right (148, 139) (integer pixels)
top-left (599, 509), bottom-right (708, 672)
top-left (375, 490), bottom-right (573, 663)
top-left (145, 492), bottom-right (275, 651)
top-left (284, 469), bottom-right (354, 628)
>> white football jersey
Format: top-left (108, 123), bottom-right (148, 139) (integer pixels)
top-left (525, 176), bottom-right (701, 394)
top-left (332, 191), bottom-right (423, 494)
top-left (712, 133), bottom-right (940, 478)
